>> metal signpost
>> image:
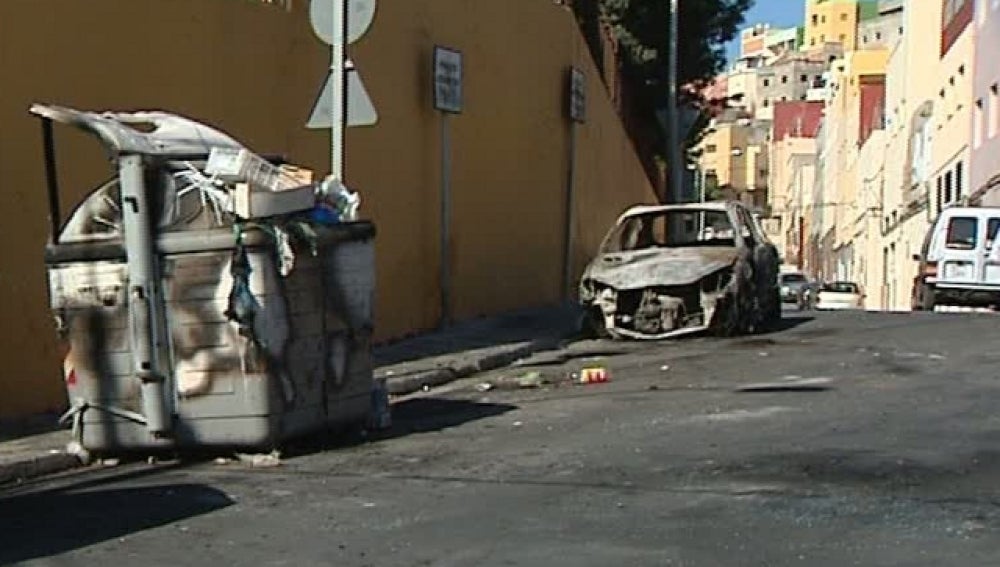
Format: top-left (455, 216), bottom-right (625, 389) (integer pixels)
top-left (434, 46), bottom-right (463, 328)
top-left (307, 0), bottom-right (379, 179)
top-left (666, 0), bottom-right (684, 204)
top-left (564, 67), bottom-right (586, 299)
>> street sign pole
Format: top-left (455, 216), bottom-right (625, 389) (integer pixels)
top-left (433, 46), bottom-right (463, 328)
top-left (330, 0), bottom-right (346, 180)
top-left (564, 67), bottom-right (585, 300)
top-left (440, 112), bottom-right (452, 327)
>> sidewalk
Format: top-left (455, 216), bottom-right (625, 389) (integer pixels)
top-left (0, 303), bottom-right (582, 486)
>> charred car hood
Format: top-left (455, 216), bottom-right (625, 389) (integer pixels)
top-left (584, 247), bottom-right (738, 289)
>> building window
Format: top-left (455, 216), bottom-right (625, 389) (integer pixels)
top-left (822, 15), bottom-right (827, 23)
top-left (942, 0), bottom-right (974, 55)
top-left (763, 99), bottom-right (770, 107)
top-left (991, 84), bottom-right (999, 138)
top-left (956, 161), bottom-right (964, 198)
top-left (801, 74), bottom-right (808, 82)
top-left (763, 78), bottom-right (770, 87)
top-left (841, 12), bottom-right (848, 21)
top-left (945, 170), bottom-right (954, 203)
top-left (839, 34), bottom-right (846, 42)
top-left (811, 38), bottom-right (817, 46)
top-left (959, 64), bottom-right (966, 75)
top-left (821, 34), bottom-right (826, 42)
top-left (863, 35), bottom-right (869, 43)
top-left (705, 144), bottom-right (717, 153)
top-left (812, 14), bottom-right (819, 25)
top-left (937, 177), bottom-right (944, 212)
top-left (975, 99), bottom-right (985, 148)
top-left (875, 31), bottom-right (882, 40)
top-left (782, 75), bottom-right (788, 84)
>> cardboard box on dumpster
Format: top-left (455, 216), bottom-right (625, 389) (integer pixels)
top-left (279, 165), bottom-right (314, 187)
top-left (233, 182), bottom-right (315, 219)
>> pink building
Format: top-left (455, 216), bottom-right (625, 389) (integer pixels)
top-left (971, 0), bottom-right (1000, 204)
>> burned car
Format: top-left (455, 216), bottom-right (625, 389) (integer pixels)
top-left (578, 202), bottom-right (781, 339)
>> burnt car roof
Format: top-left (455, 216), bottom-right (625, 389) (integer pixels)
top-left (617, 202), bottom-right (736, 221)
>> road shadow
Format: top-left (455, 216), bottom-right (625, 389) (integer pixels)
top-left (766, 313), bottom-right (815, 333)
top-left (0, 412), bottom-right (67, 442)
top-left (280, 398), bottom-right (517, 459)
top-left (0, 482), bottom-right (233, 564)
top-left (372, 304), bottom-right (580, 367)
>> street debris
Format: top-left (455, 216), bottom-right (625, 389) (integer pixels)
top-left (578, 367), bottom-right (610, 384)
top-left (513, 421), bottom-right (524, 427)
top-left (517, 371), bottom-right (544, 389)
top-left (235, 451), bottom-right (283, 468)
top-left (660, 365), bottom-right (671, 371)
top-left (475, 382), bottom-right (495, 392)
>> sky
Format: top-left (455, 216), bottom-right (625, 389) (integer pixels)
top-left (724, 0), bottom-right (806, 64)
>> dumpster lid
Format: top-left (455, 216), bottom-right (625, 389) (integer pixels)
top-left (29, 103), bottom-right (245, 157)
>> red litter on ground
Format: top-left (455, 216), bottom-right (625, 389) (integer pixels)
top-left (578, 367), bottom-right (610, 384)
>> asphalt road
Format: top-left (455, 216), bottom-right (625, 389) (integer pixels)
top-left (4, 310), bottom-right (1000, 566)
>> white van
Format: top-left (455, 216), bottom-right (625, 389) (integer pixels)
top-left (911, 206), bottom-right (1000, 310)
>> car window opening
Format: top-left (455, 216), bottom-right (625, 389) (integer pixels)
top-left (945, 217), bottom-right (978, 250)
top-left (602, 210), bottom-right (737, 253)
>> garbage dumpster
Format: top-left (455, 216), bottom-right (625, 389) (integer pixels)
top-left (32, 103), bottom-right (382, 455)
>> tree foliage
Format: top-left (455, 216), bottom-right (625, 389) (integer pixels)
top-left (600, 0), bottom-right (752, 94)
top-left (576, 0), bottom-right (753, 150)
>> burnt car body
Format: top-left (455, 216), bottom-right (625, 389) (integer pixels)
top-left (578, 202), bottom-right (781, 340)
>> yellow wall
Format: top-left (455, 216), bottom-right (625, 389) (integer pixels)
top-left (0, 0), bottom-right (654, 418)
top-left (805, 0), bottom-right (860, 51)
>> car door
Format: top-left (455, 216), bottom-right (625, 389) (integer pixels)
top-left (981, 216), bottom-right (1000, 286)
top-left (938, 214), bottom-right (981, 285)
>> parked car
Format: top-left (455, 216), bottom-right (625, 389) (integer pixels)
top-left (779, 271), bottom-right (813, 304)
top-left (578, 201), bottom-right (781, 340)
top-left (815, 281), bottom-right (865, 310)
top-left (911, 206), bottom-right (1000, 310)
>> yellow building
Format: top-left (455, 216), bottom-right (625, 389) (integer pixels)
top-left (693, 112), bottom-right (769, 210)
top-left (804, 0), bottom-right (865, 51)
top-left (0, 0), bottom-right (654, 418)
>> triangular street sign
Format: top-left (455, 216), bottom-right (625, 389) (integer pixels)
top-left (306, 61), bottom-right (379, 129)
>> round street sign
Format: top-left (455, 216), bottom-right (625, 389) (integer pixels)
top-left (310, 0), bottom-right (377, 45)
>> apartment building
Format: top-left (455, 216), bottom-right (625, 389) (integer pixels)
top-left (804, 0), bottom-right (873, 51)
top-left (971, 0), bottom-right (1000, 205)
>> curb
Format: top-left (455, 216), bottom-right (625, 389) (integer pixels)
top-left (0, 452), bottom-right (82, 486)
top-left (384, 335), bottom-right (574, 396)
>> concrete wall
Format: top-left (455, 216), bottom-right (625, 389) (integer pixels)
top-left (0, 0), bottom-right (655, 418)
